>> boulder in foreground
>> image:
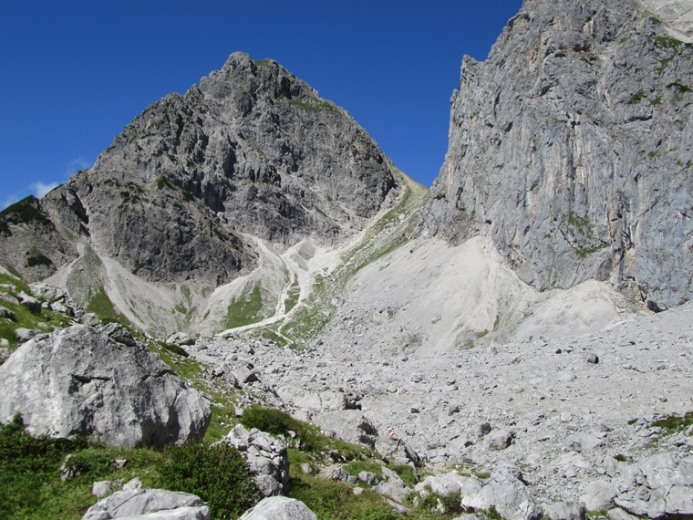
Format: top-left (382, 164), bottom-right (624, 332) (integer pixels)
top-left (0, 324), bottom-right (210, 448)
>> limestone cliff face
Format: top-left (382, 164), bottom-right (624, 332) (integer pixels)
top-left (0, 52), bottom-right (398, 285)
top-left (419, 0), bottom-right (693, 309)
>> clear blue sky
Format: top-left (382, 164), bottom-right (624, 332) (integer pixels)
top-left (0, 0), bottom-right (522, 209)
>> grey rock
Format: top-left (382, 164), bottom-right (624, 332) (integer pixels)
top-left (418, 0), bottom-right (693, 310)
top-left (30, 284), bottom-right (67, 302)
top-left (384, 497), bottom-right (412, 515)
top-left (374, 466), bottom-right (411, 503)
top-left (18, 291), bottom-right (41, 314)
top-left (0, 325), bottom-right (210, 448)
top-left (581, 480), bottom-right (618, 511)
top-left (82, 480), bottom-right (209, 520)
top-left (614, 452), bottom-right (693, 518)
top-left (358, 471), bottom-right (379, 486)
top-left (234, 364), bottom-right (261, 385)
top-left (606, 508), bottom-right (641, 520)
top-left (476, 421), bottom-right (493, 438)
top-left (218, 424), bottom-right (289, 497)
top-left (543, 502), bottom-right (587, 520)
top-left (239, 496), bottom-right (317, 520)
top-left (92, 480), bottom-right (122, 499)
top-left (49, 301), bottom-right (71, 315)
top-left (14, 327), bottom-right (39, 342)
top-left (0, 305), bottom-right (16, 321)
top-left (0, 293), bottom-right (19, 306)
top-left (487, 430), bottom-right (514, 450)
top-left (328, 467), bottom-right (350, 482)
top-left (587, 354), bottom-right (599, 365)
top-left (416, 471), bottom-right (484, 498)
top-left (167, 332), bottom-right (195, 346)
top-left (81, 312), bottom-right (101, 326)
top-left (462, 472), bottom-right (543, 520)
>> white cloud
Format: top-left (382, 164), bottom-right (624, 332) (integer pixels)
top-left (0, 155), bottom-right (92, 211)
top-left (30, 181), bottom-right (59, 198)
top-left (65, 156), bottom-right (91, 177)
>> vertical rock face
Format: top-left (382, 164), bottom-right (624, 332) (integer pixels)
top-left (0, 52), bottom-right (398, 286)
top-left (419, 0), bottom-right (692, 310)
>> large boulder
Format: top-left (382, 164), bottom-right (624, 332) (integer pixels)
top-left (240, 496), bottom-right (317, 520)
top-left (614, 452), bottom-right (693, 519)
top-left (83, 478), bottom-right (209, 519)
top-left (0, 324), bottom-right (210, 448)
top-left (461, 471), bottom-right (543, 520)
top-left (415, 472), bottom-right (484, 499)
top-left (216, 424), bottom-right (290, 497)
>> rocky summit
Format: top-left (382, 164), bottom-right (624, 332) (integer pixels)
top-left (0, 51), bottom-right (400, 335)
top-left (0, 0), bottom-right (691, 519)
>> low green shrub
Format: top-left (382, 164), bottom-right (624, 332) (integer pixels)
top-left (0, 415), bottom-right (87, 518)
top-left (159, 442), bottom-right (260, 519)
top-left (651, 412), bottom-right (693, 435)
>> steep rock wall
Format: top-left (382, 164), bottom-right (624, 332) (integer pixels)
top-left (419, 0), bottom-right (693, 309)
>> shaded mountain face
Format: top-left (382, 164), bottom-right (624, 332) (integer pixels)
top-left (419, 0), bottom-right (692, 310)
top-left (0, 52), bottom-right (398, 285)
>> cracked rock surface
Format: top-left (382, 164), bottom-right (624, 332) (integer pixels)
top-left (0, 324), bottom-right (210, 448)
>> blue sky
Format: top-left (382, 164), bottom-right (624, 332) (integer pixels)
top-left (0, 1), bottom-right (522, 209)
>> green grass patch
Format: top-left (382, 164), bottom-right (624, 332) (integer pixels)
top-left (204, 403), bottom-right (240, 444)
top-left (0, 274), bottom-right (72, 349)
top-left (239, 405), bottom-right (323, 452)
top-left (155, 175), bottom-right (176, 190)
top-left (389, 464), bottom-right (418, 487)
top-left (86, 288), bottom-right (129, 327)
top-left (256, 326), bottom-right (292, 348)
top-left (284, 281), bottom-right (301, 314)
top-left (344, 460), bottom-right (384, 480)
top-left (575, 242), bottom-right (609, 259)
top-left (149, 342), bottom-right (203, 382)
top-left (485, 505), bottom-right (505, 520)
top-left (239, 405), bottom-right (372, 461)
top-left (0, 416), bottom-right (166, 520)
top-left (627, 90), bottom-right (646, 105)
top-left (289, 473), bottom-right (399, 520)
top-left (289, 98), bottom-right (338, 113)
top-left (653, 35), bottom-right (685, 49)
top-left (226, 283), bottom-right (265, 329)
top-left (651, 411), bottom-right (693, 435)
top-left (25, 250), bottom-right (53, 268)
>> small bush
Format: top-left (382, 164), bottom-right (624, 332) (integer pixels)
top-left (440, 491), bottom-right (464, 514)
top-left (163, 342), bottom-right (190, 358)
top-left (0, 415), bottom-right (87, 517)
top-left (159, 442), bottom-right (260, 519)
top-left (239, 405), bottom-right (317, 449)
top-left (389, 464), bottom-right (418, 487)
top-left (651, 412), bottom-right (693, 435)
top-left (627, 90), bottom-right (646, 105)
